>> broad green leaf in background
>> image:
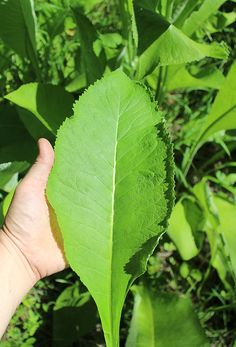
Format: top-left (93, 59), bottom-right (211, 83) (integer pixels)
top-left (0, 162), bottom-right (28, 192)
top-left (135, 0), bottom-right (159, 12)
top-left (94, 32), bottom-right (123, 64)
top-left (2, 189), bottom-right (15, 217)
top-left (165, 65), bottom-right (225, 91)
top-left (126, 286), bottom-right (209, 347)
top-left (72, 9), bottom-right (106, 85)
top-left (134, 6), bottom-right (228, 79)
top-left (0, 0), bottom-right (39, 75)
top-left (0, 104), bottom-right (28, 146)
top-left (65, 72), bottom-right (87, 93)
top-left (193, 180), bottom-right (231, 288)
top-left (1, 172), bottom-right (17, 195)
top-left (215, 11), bottom-right (236, 30)
top-left (53, 282), bottom-right (97, 347)
top-left (47, 70), bottom-right (174, 347)
top-left (0, 202), bottom-right (4, 226)
top-left (182, 0), bottom-right (227, 36)
top-left (168, 199), bottom-right (199, 260)
top-left (156, 0), bottom-right (175, 20)
top-left (173, 0), bottom-right (199, 28)
top-left (182, 197), bottom-right (206, 243)
top-left (0, 104), bottom-right (36, 163)
top-left (197, 11), bottom-right (236, 36)
top-left (198, 61), bottom-right (236, 145)
top-left (182, 61), bottom-right (236, 176)
top-left (97, 33), bottom-right (123, 50)
top-left (5, 84), bottom-right (74, 136)
top-left (147, 64), bottom-right (225, 92)
top-left (17, 108), bottom-right (54, 142)
top-left (214, 197), bottom-right (236, 278)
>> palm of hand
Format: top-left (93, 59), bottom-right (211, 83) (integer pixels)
top-left (2, 139), bottom-right (66, 281)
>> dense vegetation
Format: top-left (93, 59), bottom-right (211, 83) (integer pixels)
top-left (0, 0), bottom-right (236, 346)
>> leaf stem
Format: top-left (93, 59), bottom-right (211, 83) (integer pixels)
top-left (155, 66), bottom-right (163, 101)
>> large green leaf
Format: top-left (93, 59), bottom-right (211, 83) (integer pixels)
top-left (72, 9), bottom-right (106, 85)
top-left (182, 0), bottom-right (227, 37)
top-left (47, 70), bottom-right (174, 347)
top-left (197, 61), bottom-right (236, 145)
top-left (5, 84), bottom-right (74, 136)
top-left (0, 0), bottom-right (38, 74)
top-left (126, 286), bottom-right (209, 347)
top-left (134, 6), bottom-right (228, 79)
top-left (168, 199), bottom-right (199, 261)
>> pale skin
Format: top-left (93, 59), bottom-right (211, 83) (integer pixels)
top-left (0, 138), bottom-right (67, 339)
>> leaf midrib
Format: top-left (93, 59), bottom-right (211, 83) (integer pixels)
top-left (108, 97), bottom-right (121, 343)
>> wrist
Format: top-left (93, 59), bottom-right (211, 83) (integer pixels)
top-left (0, 227), bottom-right (37, 289)
top-left (0, 228), bottom-right (38, 338)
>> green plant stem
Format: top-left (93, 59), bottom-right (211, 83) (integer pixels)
top-left (155, 66), bottom-right (163, 101)
top-left (182, 142), bottom-right (200, 178)
top-left (166, 0), bottom-right (174, 22)
top-left (206, 176), bottom-right (236, 195)
top-left (200, 142), bottom-right (236, 172)
top-left (207, 303), bottom-right (236, 312)
top-left (155, 66), bottom-right (168, 104)
top-left (205, 162), bottom-right (236, 176)
top-left (0, 53), bottom-right (25, 75)
top-left (118, 0), bottom-right (135, 74)
top-left (118, 0), bottom-right (129, 41)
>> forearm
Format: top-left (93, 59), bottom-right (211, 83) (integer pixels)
top-left (0, 229), bottom-right (36, 338)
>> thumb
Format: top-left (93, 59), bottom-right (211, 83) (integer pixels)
top-left (22, 138), bottom-right (54, 191)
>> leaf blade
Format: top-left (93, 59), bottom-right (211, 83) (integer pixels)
top-left (47, 70), bottom-right (174, 346)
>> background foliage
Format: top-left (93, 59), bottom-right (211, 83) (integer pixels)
top-left (0, 0), bottom-right (236, 346)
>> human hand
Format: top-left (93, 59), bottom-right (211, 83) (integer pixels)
top-left (0, 138), bottom-right (67, 337)
top-left (0, 138), bottom-right (67, 283)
